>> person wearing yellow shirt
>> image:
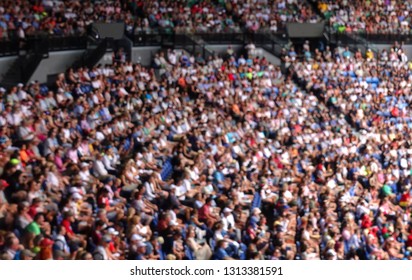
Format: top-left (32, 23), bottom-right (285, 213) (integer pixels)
top-left (366, 49), bottom-right (374, 60)
top-left (318, 2), bottom-right (328, 13)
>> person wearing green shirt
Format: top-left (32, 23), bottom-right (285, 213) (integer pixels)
top-left (381, 185), bottom-right (392, 197)
top-left (25, 213), bottom-right (44, 236)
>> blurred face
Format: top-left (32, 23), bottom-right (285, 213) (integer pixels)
top-left (37, 215), bottom-right (45, 225)
top-left (138, 246), bottom-right (146, 254)
top-left (11, 238), bottom-right (19, 250)
top-left (22, 254), bottom-right (34, 260)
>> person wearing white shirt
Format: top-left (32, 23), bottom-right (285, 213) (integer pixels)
top-left (79, 162), bottom-right (94, 186)
top-left (93, 154), bottom-right (109, 179)
top-left (173, 180), bottom-right (187, 202)
top-left (221, 208), bottom-right (239, 239)
top-left (8, 106), bottom-right (23, 126)
top-left (144, 180), bottom-right (157, 202)
top-left (168, 50), bottom-right (177, 65)
top-left (102, 148), bottom-right (118, 176)
top-left (17, 88), bottom-right (30, 101)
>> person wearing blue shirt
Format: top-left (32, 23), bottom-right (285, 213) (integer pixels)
top-left (135, 242), bottom-right (147, 260)
top-left (214, 240), bottom-right (233, 260)
top-left (343, 47), bottom-right (351, 59)
top-left (213, 165), bottom-right (225, 190)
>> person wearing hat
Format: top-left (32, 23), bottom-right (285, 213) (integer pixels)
top-left (127, 233), bottom-right (143, 260)
top-left (38, 237), bottom-right (54, 260)
top-left (20, 249), bottom-right (36, 260)
top-left (93, 234), bottom-right (118, 260)
top-left (221, 207), bottom-right (240, 242)
top-left (79, 162), bottom-right (96, 187)
top-left (134, 241), bottom-right (147, 260)
top-left (106, 227), bottom-right (121, 258)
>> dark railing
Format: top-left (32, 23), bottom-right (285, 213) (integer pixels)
top-left (195, 33), bottom-right (245, 44)
top-left (47, 36), bottom-right (88, 51)
top-left (328, 31), bottom-right (379, 55)
top-left (128, 31), bottom-right (287, 46)
top-left (128, 31), bottom-right (286, 59)
top-left (328, 32), bottom-right (359, 46)
top-left (0, 35), bottom-right (89, 57)
top-left (0, 40), bottom-right (19, 56)
top-left (131, 33), bottom-right (164, 46)
top-left (358, 33), bottom-right (412, 44)
top-left (172, 34), bottom-right (215, 59)
top-left (72, 38), bottom-right (108, 69)
top-left (0, 31), bottom-right (290, 58)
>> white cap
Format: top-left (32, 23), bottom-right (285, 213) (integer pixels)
top-left (169, 220), bottom-right (178, 226)
top-left (137, 241), bottom-right (146, 248)
top-left (69, 187), bottom-right (80, 194)
top-left (131, 234), bottom-right (143, 241)
top-left (107, 227), bottom-right (119, 236)
top-left (17, 83), bottom-right (23, 87)
top-left (223, 207), bottom-right (232, 213)
top-left (72, 193), bottom-right (82, 200)
top-left (401, 158), bottom-right (408, 169)
top-left (0, 87), bottom-right (5, 92)
top-left (252, 207), bottom-right (262, 215)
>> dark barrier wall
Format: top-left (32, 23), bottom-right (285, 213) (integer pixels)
top-left (286, 22), bottom-right (325, 38)
top-left (92, 23), bottom-right (125, 40)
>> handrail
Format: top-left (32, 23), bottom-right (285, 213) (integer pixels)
top-left (128, 31), bottom-right (287, 60)
top-left (0, 30), bottom-right (290, 58)
top-left (328, 30), bottom-right (379, 56)
top-left (358, 33), bottom-right (412, 44)
top-left (0, 35), bottom-right (89, 57)
top-left (72, 39), bottom-right (108, 69)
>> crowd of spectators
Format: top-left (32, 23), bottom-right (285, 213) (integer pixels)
top-left (231, 0), bottom-right (321, 33)
top-left (289, 40), bottom-right (412, 260)
top-left (0, 0), bottom-right (325, 41)
top-left (318, 0), bottom-right (412, 34)
top-left (1, 0), bottom-right (412, 262)
top-left (3, 37), bottom-right (412, 260)
top-left (0, 0), bottom-right (134, 39)
top-left (139, 0), bottom-right (240, 34)
top-left (5, 0), bottom-right (412, 40)
top-left (0, 37), bottom-right (369, 260)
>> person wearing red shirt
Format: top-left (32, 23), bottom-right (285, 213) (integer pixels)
top-left (361, 214), bottom-right (372, 229)
top-left (399, 189), bottom-right (410, 208)
top-left (158, 213), bottom-right (171, 236)
top-left (198, 197), bottom-right (217, 228)
top-left (60, 210), bottom-right (76, 238)
top-left (406, 231), bottom-right (412, 248)
top-left (91, 220), bottom-right (106, 246)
